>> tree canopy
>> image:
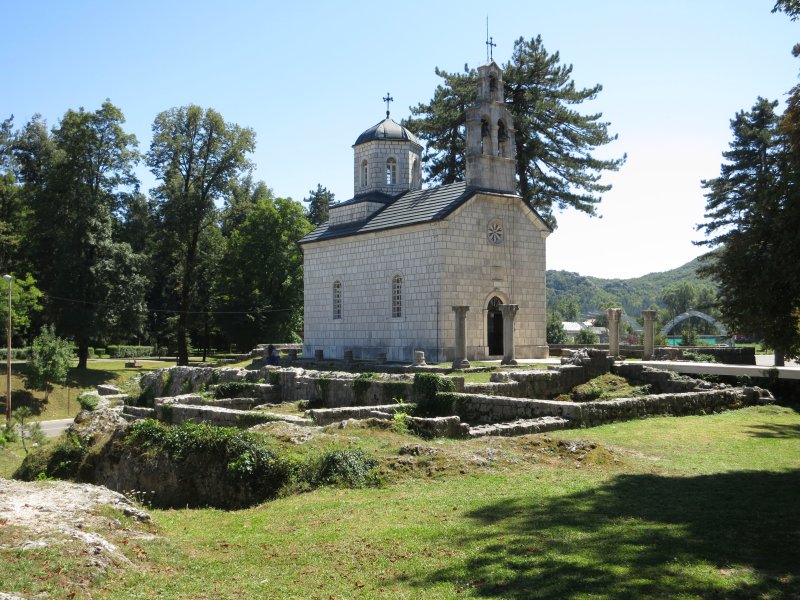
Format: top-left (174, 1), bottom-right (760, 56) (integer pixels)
top-left (404, 36), bottom-right (625, 228)
top-left (697, 97), bottom-right (800, 362)
top-left (147, 105), bottom-right (256, 365)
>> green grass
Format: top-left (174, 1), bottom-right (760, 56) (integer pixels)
top-left (1, 359), bottom-right (174, 420)
top-left (2, 405), bottom-right (798, 598)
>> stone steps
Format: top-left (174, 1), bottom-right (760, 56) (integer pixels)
top-left (468, 416), bottom-right (572, 438)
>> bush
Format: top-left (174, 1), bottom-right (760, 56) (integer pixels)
top-left (305, 449), bottom-right (379, 488)
top-left (106, 345), bottom-right (154, 359)
top-left (14, 433), bottom-right (89, 481)
top-left (0, 347), bottom-right (31, 360)
top-left (77, 392), bottom-right (99, 411)
top-left (413, 373), bottom-right (456, 416)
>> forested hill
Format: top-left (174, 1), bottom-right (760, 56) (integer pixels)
top-left (546, 257), bottom-right (709, 316)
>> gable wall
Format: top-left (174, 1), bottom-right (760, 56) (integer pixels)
top-left (438, 193), bottom-right (549, 360)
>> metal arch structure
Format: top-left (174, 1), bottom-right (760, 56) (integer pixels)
top-left (585, 311), bottom-right (643, 332)
top-left (660, 310), bottom-right (728, 337)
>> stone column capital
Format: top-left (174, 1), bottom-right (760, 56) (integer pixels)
top-left (499, 304), bottom-right (519, 318)
top-left (642, 310), bottom-right (656, 321)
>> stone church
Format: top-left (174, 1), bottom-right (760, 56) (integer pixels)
top-left (299, 61), bottom-right (551, 363)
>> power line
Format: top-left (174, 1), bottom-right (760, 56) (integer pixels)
top-left (40, 292), bottom-right (294, 316)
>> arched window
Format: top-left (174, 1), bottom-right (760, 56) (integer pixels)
top-left (480, 118), bottom-right (490, 154)
top-left (411, 158), bottom-right (420, 189)
top-left (489, 74), bottom-right (497, 93)
top-left (361, 160), bottom-right (368, 188)
top-left (386, 157), bottom-right (397, 185)
top-left (332, 281), bottom-right (342, 320)
top-left (391, 275), bottom-right (402, 318)
top-left (497, 120), bottom-right (508, 157)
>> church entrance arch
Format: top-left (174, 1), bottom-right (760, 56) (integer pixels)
top-left (487, 296), bottom-right (504, 355)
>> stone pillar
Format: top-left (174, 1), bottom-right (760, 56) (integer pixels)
top-left (642, 310), bottom-right (656, 360)
top-left (414, 351), bottom-right (426, 366)
top-left (499, 304), bottom-right (519, 365)
top-left (607, 308), bottom-right (622, 358)
top-left (452, 306), bottom-right (470, 369)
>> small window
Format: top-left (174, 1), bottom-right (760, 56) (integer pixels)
top-left (361, 160), bottom-right (368, 188)
top-left (386, 157), bottom-right (397, 185)
top-left (332, 281), bottom-right (342, 320)
top-left (489, 74), bottom-right (497, 93)
top-left (391, 275), bottom-right (402, 318)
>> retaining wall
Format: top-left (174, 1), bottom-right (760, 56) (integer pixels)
top-left (442, 386), bottom-right (771, 426)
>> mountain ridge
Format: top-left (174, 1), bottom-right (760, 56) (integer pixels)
top-left (546, 256), bottom-right (709, 316)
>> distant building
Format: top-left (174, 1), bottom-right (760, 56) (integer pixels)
top-left (299, 61), bottom-right (551, 362)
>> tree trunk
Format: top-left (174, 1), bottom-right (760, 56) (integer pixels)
top-left (77, 339), bottom-right (89, 370)
top-left (176, 232), bottom-right (200, 367)
top-left (202, 312), bottom-right (209, 363)
top-left (775, 350), bottom-right (785, 367)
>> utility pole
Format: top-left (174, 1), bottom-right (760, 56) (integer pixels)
top-left (3, 274), bottom-right (11, 422)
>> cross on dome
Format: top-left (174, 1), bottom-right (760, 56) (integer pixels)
top-left (383, 93), bottom-right (393, 118)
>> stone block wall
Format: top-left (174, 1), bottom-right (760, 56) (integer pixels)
top-left (445, 386), bottom-right (771, 426)
top-left (654, 346), bottom-right (756, 365)
top-left (484, 349), bottom-right (612, 399)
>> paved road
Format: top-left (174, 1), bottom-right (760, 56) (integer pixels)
top-left (39, 418), bottom-right (74, 438)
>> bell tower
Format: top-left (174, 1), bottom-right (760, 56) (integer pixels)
top-left (465, 61), bottom-right (517, 193)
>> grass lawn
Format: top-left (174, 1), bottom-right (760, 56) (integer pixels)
top-left (2, 404), bottom-right (795, 598)
top-left (1, 359), bottom-right (176, 421)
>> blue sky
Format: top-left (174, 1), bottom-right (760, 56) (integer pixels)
top-left (3, 1), bottom-right (797, 278)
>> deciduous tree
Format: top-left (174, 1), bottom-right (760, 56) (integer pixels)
top-left (13, 103), bottom-right (146, 367)
top-left (147, 106), bottom-right (255, 365)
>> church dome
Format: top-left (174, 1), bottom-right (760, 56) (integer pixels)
top-left (354, 118), bottom-right (420, 146)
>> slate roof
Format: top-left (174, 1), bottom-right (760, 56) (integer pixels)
top-left (299, 182), bottom-right (551, 244)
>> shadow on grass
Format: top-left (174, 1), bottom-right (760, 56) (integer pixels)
top-left (65, 367), bottom-right (124, 389)
top-left (402, 470), bottom-right (800, 598)
top-left (9, 389), bottom-right (43, 414)
top-left (747, 423), bottom-right (800, 439)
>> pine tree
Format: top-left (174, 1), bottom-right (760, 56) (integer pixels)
top-left (404, 36), bottom-right (625, 228)
top-left (697, 98), bottom-right (800, 363)
top-left (305, 184), bottom-right (334, 226)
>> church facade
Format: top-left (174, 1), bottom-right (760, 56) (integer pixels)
top-left (299, 61), bottom-right (551, 362)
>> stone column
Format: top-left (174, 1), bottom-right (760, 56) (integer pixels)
top-left (452, 306), bottom-right (470, 369)
top-left (642, 310), bottom-right (656, 360)
top-left (607, 308), bottom-right (622, 358)
top-left (499, 304), bottom-right (519, 365)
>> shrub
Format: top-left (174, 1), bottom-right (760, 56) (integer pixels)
top-left (106, 345), bottom-right (154, 358)
top-left (14, 433), bottom-right (89, 481)
top-left (77, 392), bottom-right (99, 411)
top-left (413, 373), bottom-right (456, 416)
top-left (307, 449), bottom-right (379, 488)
